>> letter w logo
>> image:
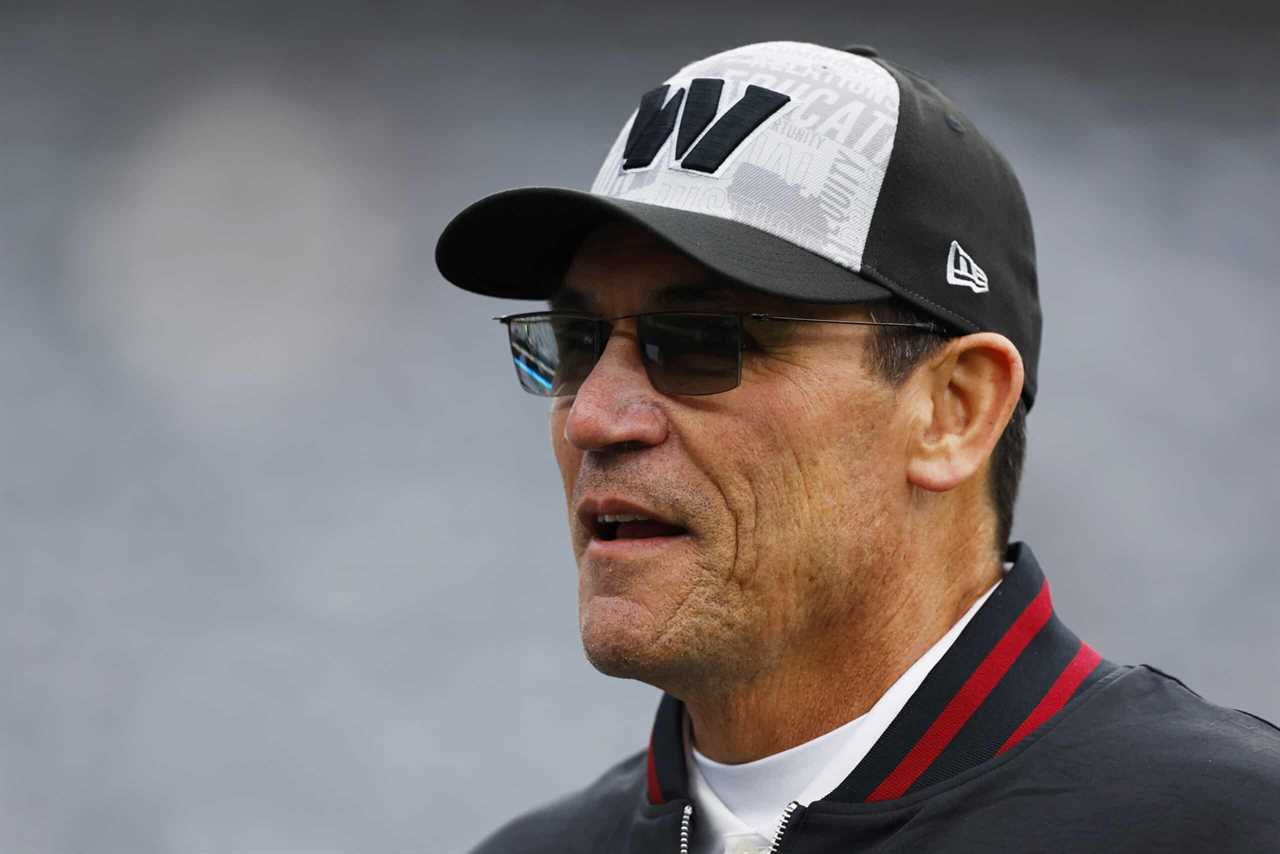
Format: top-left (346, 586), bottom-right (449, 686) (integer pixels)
top-left (621, 79), bottom-right (790, 174)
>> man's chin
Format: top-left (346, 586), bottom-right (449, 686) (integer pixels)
top-left (579, 596), bottom-right (674, 682)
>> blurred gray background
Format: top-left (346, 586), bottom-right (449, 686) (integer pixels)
top-left (2, 1), bottom-right (1277, 851)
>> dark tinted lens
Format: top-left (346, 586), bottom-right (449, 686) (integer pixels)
top-left (506, 314), bottom-right (600, 396)
top-left (638, 313), bottom-right (741, 395)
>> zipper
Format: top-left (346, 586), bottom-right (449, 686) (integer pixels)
top-left (678, 803), bottom-right (693, 854)
top-left (767, 801), bottom-right (801, 854)
top-left (676, 799), bottom-right (801, 854)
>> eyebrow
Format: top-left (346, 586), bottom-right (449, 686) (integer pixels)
top-left (547, 281), bottom-right (742, 313)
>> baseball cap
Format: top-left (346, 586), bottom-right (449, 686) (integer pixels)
top-left (435, 41), bottom-right (1042, 408)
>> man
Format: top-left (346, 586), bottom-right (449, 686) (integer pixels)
top-left (435, 41), bottom-right (1280, 853)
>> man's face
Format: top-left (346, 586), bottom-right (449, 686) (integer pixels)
top-left (550, 222), bottom-right (913, 695)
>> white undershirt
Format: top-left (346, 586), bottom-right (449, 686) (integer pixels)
top-left (684, 574), bottom-right (1005, 854)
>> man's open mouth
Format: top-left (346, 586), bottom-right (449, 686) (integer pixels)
top-left (594, 513), bottom-right (688, 542)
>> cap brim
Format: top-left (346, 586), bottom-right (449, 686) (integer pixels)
top-left (434, 187), bottom-right (891, 305)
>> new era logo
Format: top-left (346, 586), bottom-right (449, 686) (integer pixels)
top-left (947, 240), bottom-right (989, 294)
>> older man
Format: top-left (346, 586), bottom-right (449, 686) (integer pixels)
top-left (435, 41), bottom-right (1279, 853)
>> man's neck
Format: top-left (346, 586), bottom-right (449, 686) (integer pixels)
top-left (682, 556), bottom-right (1002, 764)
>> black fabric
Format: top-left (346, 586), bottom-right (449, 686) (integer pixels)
top-left (468, 544), bottom-right (1280, 853)
top-left (622, 85), bottom-right (685, 169)
top-left (434, 187), bottom-right (892, 305)
top-left (678, 84), bottom-right (790, 174)
top-left (860, 60), bottom-right (1041, 409)
top-left (674, 78), bottom-right (723, 159)
top-left (650, 693), bottom-right (688, 803)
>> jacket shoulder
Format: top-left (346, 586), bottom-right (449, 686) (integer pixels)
top-left (1012, 663), bottom-right (1280, 845)
top-left (1075, 664), bottom-right (1280, 776)
top-left (468, 749), bottom-right (646, 854)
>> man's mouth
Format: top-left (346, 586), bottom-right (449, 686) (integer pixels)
top-left (594, 513), bottom-right (689, 542)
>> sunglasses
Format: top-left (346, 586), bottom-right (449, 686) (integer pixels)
top-left (493, 310), bottom-right (943, 397)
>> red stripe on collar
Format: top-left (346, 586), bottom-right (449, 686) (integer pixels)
top-left (646, 737), bottom-right (664, 805)
top-left (866, 579), bottom-right (1053, 801)
top-left (997, 642), bottom-right (1102, 756)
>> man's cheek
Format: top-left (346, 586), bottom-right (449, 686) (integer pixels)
top-left (711, 469), bottom-right (770, 590)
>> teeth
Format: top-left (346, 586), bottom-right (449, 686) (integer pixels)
top-left (597, 513), bottom-right (650, 524)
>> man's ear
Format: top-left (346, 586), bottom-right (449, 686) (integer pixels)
top-left (905, 333), bottom-right (1024, 493)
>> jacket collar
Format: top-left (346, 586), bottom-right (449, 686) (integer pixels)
top-left (645, 542), bottom-right (1114, 805)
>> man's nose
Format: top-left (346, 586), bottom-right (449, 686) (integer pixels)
top-left (561, 324), bottom-right (669, 452)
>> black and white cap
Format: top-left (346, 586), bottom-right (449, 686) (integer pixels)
top-left (436, 41), bottom-right (1042, 408)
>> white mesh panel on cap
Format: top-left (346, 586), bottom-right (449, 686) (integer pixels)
top-left (590, 41), bottom-right (900, 274)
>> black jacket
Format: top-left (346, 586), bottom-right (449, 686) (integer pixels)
top-left (471, 543), bottom-right (1280, 853)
